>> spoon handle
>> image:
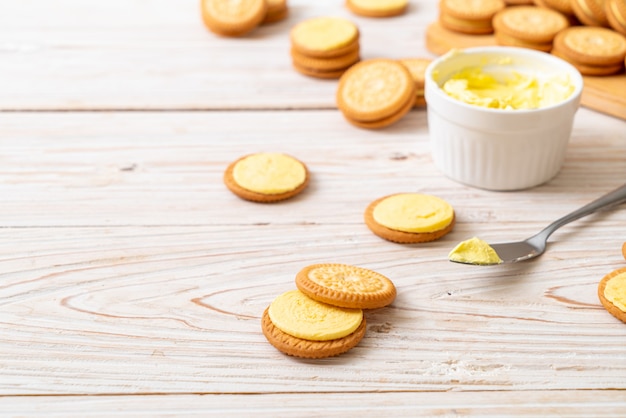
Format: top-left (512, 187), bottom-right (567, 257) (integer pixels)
top-left (537, 183), bottom-right (626, 241)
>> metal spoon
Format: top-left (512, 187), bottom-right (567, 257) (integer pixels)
top-left (453, 183), bottom-right (626, 265)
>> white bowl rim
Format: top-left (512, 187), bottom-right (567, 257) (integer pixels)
top-left (424, 46), bottom-right (584, 115)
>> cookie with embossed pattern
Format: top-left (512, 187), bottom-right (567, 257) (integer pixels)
top-left (336, 59), bottom-right (415, 124)
top-left (295, 263), bottom-right (396, 310)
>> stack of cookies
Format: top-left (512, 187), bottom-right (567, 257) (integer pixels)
top-left (493, 5), bottom-right (570, 51)
top-left (336, 59), bottom-right (415, 129)
top-left (398, 58), bottom-right (432, 107)
top-left (570, 0), bottom-right (610, 26)
top-left (346, 0), bottom-right (409, 17)
top-left (439, 0), bottom-right (506, 34)
top-left (262, 263), bottom-right (397, 358)
top-left (290, 17), bottom-right (361, 79)
top-left (606, 0), bottom-right (626, 36)
top-left (552, 26), bottom-right (626, 75)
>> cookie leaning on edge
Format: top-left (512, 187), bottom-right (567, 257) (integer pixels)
top-left (295, 263), bottom-right (397, 309)
top-left (364, 193), bottom-right (455, 243)
top-left (224, 152), bottom-right (309, 202)
top-left (598, 267), bottom-right (626, 323)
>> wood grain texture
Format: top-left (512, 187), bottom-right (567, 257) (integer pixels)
top-left (1, 0), bottom-right (626, 415)
top-left (0, 0), bottom-right (437, 110)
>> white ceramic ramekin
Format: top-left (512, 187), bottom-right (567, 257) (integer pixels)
top-left (424, 46), bottom-right (583, 191)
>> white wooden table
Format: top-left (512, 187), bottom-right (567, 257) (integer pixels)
top-left (1, 1), bottom-right (625, 416)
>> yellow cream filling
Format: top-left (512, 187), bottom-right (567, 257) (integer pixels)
top-left (268, 290), bottom-right (363, 341)
top-left (373, 193), bottom-right (453, 233)
top-left (442, 66), bottom-right (575, 110)
top-left (605, 272), bottom-right (626, 312)
top-left (233, 153), bottom-right (305, 194)
top-left (448, 237), bottom-right (502, 265)
top-left (291, 17), bottom-right (357, 51)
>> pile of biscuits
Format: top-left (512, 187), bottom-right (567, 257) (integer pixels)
top-left (201, 0), bottom-right (288, 37)
top-left (437, 0), bottom-right (626, 76)
top-left (553, 26), bottom-right (626, 76)
top-left (290, 17), bottom-right (361, 79)
top-left (493, 5), bottom-right (570, 51)
top-left (439, 0), bottom-right (506, 34)
top-left (262, 263), bottom-right (397, 358)
top-left (336, 59), bottom-right (416, 129)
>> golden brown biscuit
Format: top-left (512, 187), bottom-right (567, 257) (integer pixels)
top-left (553, 25), bottom-right (626, 65)
top-left (336, 59), bottom-right (415, 123)
top-left (539, 0), bottom-right (575, 15)
top-left (398, 58), bottom-right (431, 107)
top-left (495, 31), bottom-right (554, 51)
top-left (552, 49), bottom-right (624, 75)
top-left (201, 0), bottom-right (268, 37)
top-left (493, 5), bottom-right (569, 44)
top-left (261, 308), bottom-right (367, 358)
top-left (439, 0), bottom-right (506, 34)
top-left (571, 0), bottom-right (610, 26)
top-left (292, 62), bottom-right (349, 79)
top-left (606, 0), bottom-right (626, 36)
top-left (364, 193), bottom-right (455, 244)
top-left (295, 263), bottom-right (397, 309)
top-left (262, 0), bottom-right (288, 24)
top-left (223, 153), bottom-right (309, 202)
top-left (598, 267), bottom-right (626, 323)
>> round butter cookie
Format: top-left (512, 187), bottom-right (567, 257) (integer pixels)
top-left (364, 193), bottom-right (455, 243)
top-left (346, 0), bottom-right (409, 18)
top-left (493, 5), bottom-right (570, 44)
top-left (540, 0), bottom-right (575, 15)
top-left (262, 0), bottom-right (289, 25)
top-left (201, 0), bottom-right (268, 37)
top-left (571, 0), bottom-right (610, 26)
top-left (224, 153), bottom-right (309, 202)
top-left (337, 59), bottom-right (415, 123)
top-left (290, 17), bottom-right (360, 58)
top-left (398, 58), bottom-right (431, 107)
top-left (439, 0), bottom-right (506, 34)
top-left (262, 306), bottom-right (367, 359)
top-left (295, 263), bottom-right (396, 309)
top-left (598, 267), bottom-right (626, 323)
top-left (553, 26), bottom-right (626, 66)
top-left (606, 0), bottom-right (626, 36)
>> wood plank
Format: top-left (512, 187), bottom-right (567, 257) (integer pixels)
top-left (1, 111), bottom-right (625, 395)
top-left (0, 110), bottom-right (624, 227)
top-left (425, 22), bottom-right (626, 121)
top-left (1, 391), bottom-right (626, 416)
top-left (0, 0), bottom-right (438, 110)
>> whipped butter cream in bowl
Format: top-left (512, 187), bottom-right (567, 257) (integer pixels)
top-left (425, 46), bottom-right (583, 191)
